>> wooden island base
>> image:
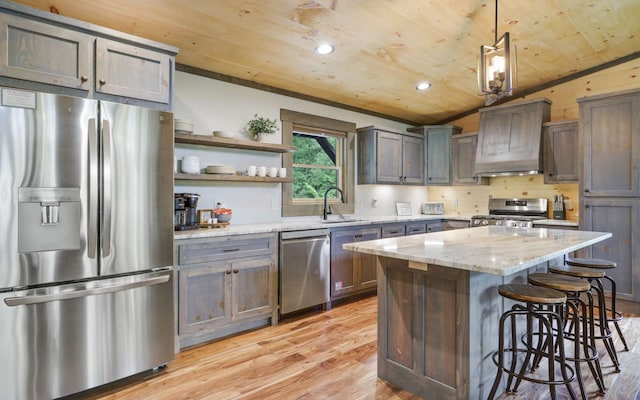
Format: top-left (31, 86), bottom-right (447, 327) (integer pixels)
top-left (376, 256), bottom-right (545, 400)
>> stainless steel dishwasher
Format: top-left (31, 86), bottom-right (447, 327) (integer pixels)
top-left (279, 228), bottom-right (330, 315)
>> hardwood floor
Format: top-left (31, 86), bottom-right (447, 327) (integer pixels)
top-left (69, 295), bottom-right (640, 400)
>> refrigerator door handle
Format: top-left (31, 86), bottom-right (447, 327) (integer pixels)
top-left (88, 118), bottom-right (99, 259)
top-left (4, 272), bottom-right (170, 306)
top-left (102, 119), bottom-right (112, 257)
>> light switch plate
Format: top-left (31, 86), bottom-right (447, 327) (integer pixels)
top-left (396, 202), bottom-right (412, 216)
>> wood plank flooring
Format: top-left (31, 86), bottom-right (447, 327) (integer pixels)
top-left (68, 295), bottom-right (640, 400)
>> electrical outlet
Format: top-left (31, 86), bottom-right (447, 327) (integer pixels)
top-left (371, 197), bottom-right (377, 208)
top-left (452, 198), bottom-right (459, 207)
top-left (564, 199), bottom-right (572, 210)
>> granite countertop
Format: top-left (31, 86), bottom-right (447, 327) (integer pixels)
top-left (174, 214), bottom-right (462, 239)
top-left (173, 214), bottom-right (579, 240)
top-left (342, 226), bottom-right (610, 276)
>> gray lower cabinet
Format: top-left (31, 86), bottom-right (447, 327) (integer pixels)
top-left (175, 233), bottom-right (278, 348)
top-left (580, 198), bottom-right (640, 302)
top-left (0, 4), bottom-right (176, 109)
top-left (357, 126), bottom-right (424, 185)
top-left (543, 120), bottom-right (579, 183)
top-left (330, 226), bottom-right (381, 300)
top-left (405, 222), bottom-right (426, 235)
top-left (426, 220), bottom-right (443, 232)
top-left (382, 223), bottom-right (406, 238)
top-left (451, 132), bottom-right (489, 185)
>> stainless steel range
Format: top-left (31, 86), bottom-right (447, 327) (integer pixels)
top-left (471, 198), bottom-right (548, 228)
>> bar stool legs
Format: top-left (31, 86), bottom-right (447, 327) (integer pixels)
top-left (488, 284), bottom-right (577, 400)
top-left (566, 257), bottom-right (629, 353)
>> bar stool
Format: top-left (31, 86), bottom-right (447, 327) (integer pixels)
top-left (528, 272), bottom-right (607, 399)
top-left (488, 283), bottom-right (577, 400)
top-left (549, 264), bottom-right (621, 371)
top-left (566, 257), bottom-right (629, 353)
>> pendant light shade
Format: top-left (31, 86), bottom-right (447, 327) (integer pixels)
top-left (478, 1), bottom-right (517, 105)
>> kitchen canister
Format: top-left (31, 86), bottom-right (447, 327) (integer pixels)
top-left (181, 156), bottom-right (200, 174)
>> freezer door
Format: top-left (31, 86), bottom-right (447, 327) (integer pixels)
top-left (0, 270), bottom-right (174, 400)
top-left (0, 88), bottom-right (99, 288)
top-left (99, 102), bottom-right (174, 276)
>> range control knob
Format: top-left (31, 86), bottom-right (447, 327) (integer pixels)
top-left (482, 220), bottom-right (489, 226)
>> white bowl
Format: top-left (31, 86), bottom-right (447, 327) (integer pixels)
top-left (175, 120), bottom-right (194, 133)
top-left (213, 131), bottom-right (235, 139)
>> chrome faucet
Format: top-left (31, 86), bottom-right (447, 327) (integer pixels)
top-left (323, 186), bottom-right (344, 220)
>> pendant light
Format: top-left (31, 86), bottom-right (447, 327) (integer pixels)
top-left (478, 0), bottom-right (517, 105)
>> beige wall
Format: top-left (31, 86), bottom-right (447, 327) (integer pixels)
top-left (429, 58), bottom-right (640, 220)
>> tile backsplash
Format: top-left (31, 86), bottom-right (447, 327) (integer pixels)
top-left (427, 175), bottom-right (579, 221)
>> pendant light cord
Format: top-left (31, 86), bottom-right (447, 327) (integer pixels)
top-left (494, 0), bottom-right (499, 44)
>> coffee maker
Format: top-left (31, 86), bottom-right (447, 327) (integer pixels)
top-left (175, 193), bottom-right (200, 230)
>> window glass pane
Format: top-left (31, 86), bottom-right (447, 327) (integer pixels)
top-left (292, 134), bottom-right (336, 167)
top-left (292, 132), bottom-right (342, 200)
top-left (292, 167), bottom-right (338, 199)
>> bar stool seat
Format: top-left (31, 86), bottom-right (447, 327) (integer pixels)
top-left (488, 283), bottom-right (577, 400)
top-left (566, 257), bottom-right (616, 269)
top-left (528, 273), bottom-right (607, 397)
top-left (549, 264), bottom-right (606, 279)
top-left (528, 272), bottom-right (591, 293)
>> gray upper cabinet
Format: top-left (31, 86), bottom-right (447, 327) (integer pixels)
top-left (357, 126), bottom-right (424, 185)
top-left (0, 13), bottom-right (92, 90)
top-left (543, 120), bottom-right (579, 183)
top-left (408, 125), bottom-right (461, 185)
top-left (0, 3), bottom-right (177, 109)
top-left (95, 38), bottom-right (171, 104)
top-left (451, 132), bottom-right (489, 185)
top-left (579, 90), bottom-right (640, 197)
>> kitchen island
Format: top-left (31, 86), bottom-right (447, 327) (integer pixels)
top-left (343, 226), bottom-right (611, 400)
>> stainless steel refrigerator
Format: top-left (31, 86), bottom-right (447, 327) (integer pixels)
top-left (0, 87), bottom-right (175, 400)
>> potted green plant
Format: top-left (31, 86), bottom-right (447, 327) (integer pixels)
top-left (245, 114), bottom-right (279, 141)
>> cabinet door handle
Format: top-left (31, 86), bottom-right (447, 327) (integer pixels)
top-left (225, 268), bottom-right (232, 274)
top-left (223, 248), bottom-right (241, 252)
top-left (585, 204), bottom-right (590, 209)
top-left (99, 79), bottom-right (106, 86)
top-left (585, 188), bottom-right (590, 193)
top-left (233, 269), bottom-right (239, 274)
top-left (80, 75), bottom-right (88, 83)
top-left (548, 173), bottom-right (554, 177)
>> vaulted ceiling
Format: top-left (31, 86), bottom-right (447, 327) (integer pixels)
top-left (11, 0), bottom-right (640, 124)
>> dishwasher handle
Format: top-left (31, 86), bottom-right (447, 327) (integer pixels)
top-left (281, 228), bottom-right (330, 240)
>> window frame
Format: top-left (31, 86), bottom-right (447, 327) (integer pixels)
top-left (281, 109), bottom-right (355, 217)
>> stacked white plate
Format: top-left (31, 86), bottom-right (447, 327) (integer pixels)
top-left (175, 119), bottom-right (194, 134)
top-left (205, 165), bottom-right (235, 175)
top-left (213, 130), bottom-right (235, 139)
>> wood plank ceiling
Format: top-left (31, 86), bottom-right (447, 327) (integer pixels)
top-left (11, 0), bottom-right (640, 125)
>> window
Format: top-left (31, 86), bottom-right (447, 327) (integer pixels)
top-left (280, 109), bottom-right (355, 217)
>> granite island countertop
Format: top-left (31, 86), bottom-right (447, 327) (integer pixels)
top-left (343, 226), bottom-right (610, 276)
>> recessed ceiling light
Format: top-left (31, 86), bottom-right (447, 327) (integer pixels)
top-left (416, 82), bottom-right (431, 91)
top-left (315, 43), bottom-right (335, 55)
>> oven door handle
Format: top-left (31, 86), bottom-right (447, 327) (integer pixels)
top-left (4, 273), bottom-right (170, 306)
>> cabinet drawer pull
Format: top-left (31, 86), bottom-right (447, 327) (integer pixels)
top-left (223, 248), bottom-right (241, 252)
top-left (99, 79), bottom-right (106, 86)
